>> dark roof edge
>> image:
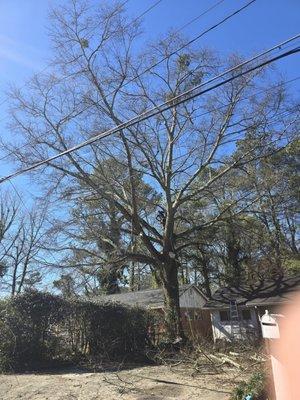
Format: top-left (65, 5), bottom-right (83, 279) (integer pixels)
top-left (204, 297), bottom-right (295, 310)
top-left (203, 304), bottom-right (250, 310)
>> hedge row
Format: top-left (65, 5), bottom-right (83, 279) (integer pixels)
top-left (0, 291), bottom-right (150, 371)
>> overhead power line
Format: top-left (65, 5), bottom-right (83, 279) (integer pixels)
top-left (0, 0), bottom-right (162, 111)
top-left (174, 0), bottom-right (226, 33)
top-left (137, 83), bottom-right (300, 140)
top-left (0, 0), bottom-right (233, 161)
top-left (130, 0), bottom-right (163, 23)
top-left (104, 0), bottom-right (256, 98)
top-left (1, 74), bottom-right (298, 166)
top-left (0, 35), bottom-right (299, 185)
top-left (0, 0), bottom-right (229, 115)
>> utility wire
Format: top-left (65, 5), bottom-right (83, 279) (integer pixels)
top-left (0, 0), bottom-right (232, 161)
top-left (0, 0), bottom-right (248, 116)
top-left (136, 76), bottom-right (300, 133)
top-left (0, 0), bottom-right (226, 115)
top-left (174, 0), bottom-right (226, 33)
top-left (103, 0), bottom-right (256, 98)
top-left (77, 107), bottom-right (299, 168)
top-left (0, 0), bottom-right (161, 111)
top-left (0, 74), bottom-right (298, 165)
top-left (2, 46), bottom-right (300, 183)
top-left (0, 0), bottom-right (225, 128)
top-left (130, 0), bottom-right (163, 23)
top-left (0, 37), bottom-right (299, 185)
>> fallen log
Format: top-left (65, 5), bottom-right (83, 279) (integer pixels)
top-left (209, 354), bottom-right (243, 369)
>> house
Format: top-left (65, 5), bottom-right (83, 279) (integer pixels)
top-left (96, 284), bottom-right (212, 340)
top-left (204, 275), bottom-right (300, 342)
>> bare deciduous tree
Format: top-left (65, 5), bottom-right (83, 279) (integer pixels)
top-left (0, 201), bottom-right (47, 296)
top-left (4, 1), bottom-right (299, 339)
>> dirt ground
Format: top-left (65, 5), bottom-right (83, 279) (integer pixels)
top-left (0, 364), bottom-right (247, 400)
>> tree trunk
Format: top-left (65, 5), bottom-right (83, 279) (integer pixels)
top-left (99, 266), bottom-right (120, 294)
top-left (11, 264), bottom-right (18, 297)
top-left (201, 264), bottom-right (212, 298)
top-left (129, 261), bottom-right (135, 291)
top-left (198, 252), bottom-right (212, 298)
top-left (160, 260), bottom-right (185, 342)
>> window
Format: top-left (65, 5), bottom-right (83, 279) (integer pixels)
top-left (241, 309), bottom-right (252, 321)
top-left (219, 310), bottom-right (230, 322)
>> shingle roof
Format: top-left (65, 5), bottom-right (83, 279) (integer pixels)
top-left (93, 284), bottom-right (202, 308)
top-left (204, 275), bottom-right (300, 309)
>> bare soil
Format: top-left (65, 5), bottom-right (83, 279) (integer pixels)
top-left (0, 364), bottom-right (247, 400)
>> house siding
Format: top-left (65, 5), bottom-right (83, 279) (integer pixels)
top-left (180, 287), bottom-right (212, 339)
top-left (210, 307), bottom-right (260, 341)
top-left (149, 286), bottom-right (212, 342)
top-left (181, 308), bottom-right (212, 339)
top-left (179, 286), bottom-right (207, 308)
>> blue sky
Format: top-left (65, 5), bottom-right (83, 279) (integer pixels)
top-left (0, 0), bottom-right (299, 198)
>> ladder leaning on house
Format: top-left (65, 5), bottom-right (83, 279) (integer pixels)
top-left (229, 300), bottom-right (242, 340)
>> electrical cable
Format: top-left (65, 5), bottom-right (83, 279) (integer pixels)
top-left (0, 38), bottom-right (299, 185)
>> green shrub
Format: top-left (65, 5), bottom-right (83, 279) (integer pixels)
top-left (231, 371), bottom-right (268, 400)
top-left (0, 291), bottom-right (64, 371)
top-left (59, 299), bottom-right (149, 359)
top-left (0, 319), bottom-right (16, 371)
top-left (0, 291), bottom-right (150, 371)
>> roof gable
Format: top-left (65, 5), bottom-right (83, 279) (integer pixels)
top-left (179, 285), bottom-right (208, 308)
